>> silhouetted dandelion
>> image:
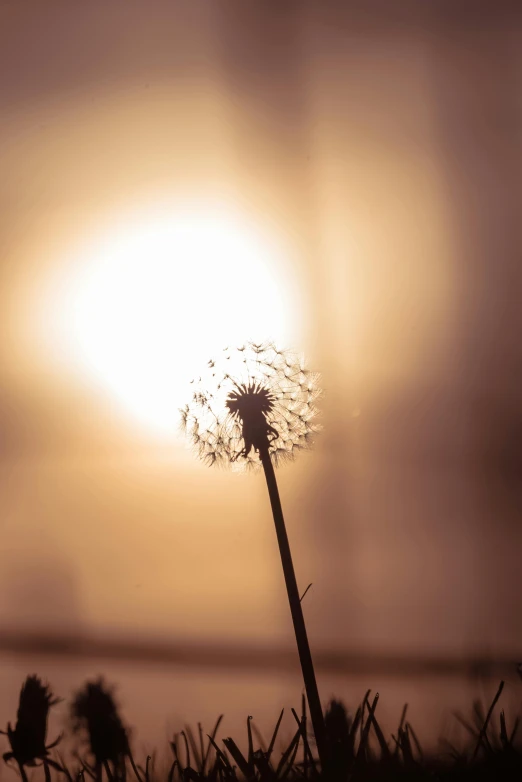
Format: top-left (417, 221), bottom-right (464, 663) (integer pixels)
top-left (180, 341), bottom-right (321, 470)
top-left (0, 675), bottom-right (64, 782)
top-left (70, 677), bottom-right (130, 781)
top-left (180, 341), bottom-right (328, 771)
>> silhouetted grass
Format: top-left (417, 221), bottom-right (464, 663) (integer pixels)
top-left (3, 674), bottom-right (522, 782)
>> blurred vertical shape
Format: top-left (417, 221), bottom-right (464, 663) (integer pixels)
top-left (429, 8), bottom-right (522, 653)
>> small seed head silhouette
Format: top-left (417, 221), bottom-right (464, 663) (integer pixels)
top-left (180, 341), bottom-right (322, 470)
top-left (324, 699), bottom-right (350, 745)
top-left (70, 678), bottom-right (129, 767)
top-left (1, 675), bottom-right (63, 771)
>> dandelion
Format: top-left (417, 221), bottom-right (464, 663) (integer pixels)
top-left (70, 677), bottom-right (130, 781)
top-left (180, 341), bottom-right (321, 471)
top-left (180, 341), bottom-right (328, 770)
top-left (1, 675), bottom-right (64, 782)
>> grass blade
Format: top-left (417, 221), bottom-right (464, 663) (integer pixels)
top-left (348, 706), bottom-right (362, 756)
top-left (251, 722), bottom-right (268, 755)
top-left (203, 715), bottom-right (224, 774)
top-left (275, 727), bottom-right (301, 778)
top-left (267, 709), bottom-right (285, 763)
top-left (185, 725), bottom-right (203, 772)
top-left (359, 691), bottom-right (371, 749)
top-left (222, 737), bottom-right (252, 780)
top-left (368, 709), bottom-right (391, 761)
top-left (355, 693), bottom-right (379, 764)
top-left (393, 703), bottom-right (408, 760)
top-left (128, 752), bottom-right (144, 782)
top-left (291, 709), bottom-right (316, 775)
top-left (301, 693), bottom-right (308, 780)
top-left (180, 732), bottom-right (191, 770)
top-left (185, 726), bottom-right (202, 771)
top-left (247, 716), bottom-right (254, 767)
top-left (199, 723), bottom-right (205, 770)
top-left (471, 680), bottom-right (504, 762)
top-left (206, 735), bottom-right (234, 773)
top-left (406, 721), bottom-right (424, 761)
top-left (279, 730), bottom-right (301, 781)
top-left (500, 710), bottom-right (509, 749)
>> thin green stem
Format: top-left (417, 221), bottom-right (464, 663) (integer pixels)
top-left (259, 446), bottom-right (328, 772)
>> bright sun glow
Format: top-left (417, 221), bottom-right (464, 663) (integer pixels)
top-left (45, 201), bottom-right (300, 435)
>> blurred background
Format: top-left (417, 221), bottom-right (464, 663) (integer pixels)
top-left (1, 0), bottom-right (521, 763)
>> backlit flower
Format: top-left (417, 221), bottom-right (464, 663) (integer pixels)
top-left (180, 341), bottom-right (321, 470)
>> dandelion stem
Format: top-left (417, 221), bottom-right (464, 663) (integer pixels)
top-left (259, 445), bottom-right (328, 772)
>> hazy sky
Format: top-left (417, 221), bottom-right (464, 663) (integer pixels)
top-left (1, 0), bottom-right (521, 702)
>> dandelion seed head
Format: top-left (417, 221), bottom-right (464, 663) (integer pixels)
top-left (180, 341), bottom-right (322, 471)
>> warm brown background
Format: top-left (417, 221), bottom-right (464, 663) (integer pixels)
top-left (1, 0), bottom-right (521, 760)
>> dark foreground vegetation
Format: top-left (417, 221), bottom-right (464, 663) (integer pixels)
top-left (2, 674), bottom-right (522, 782)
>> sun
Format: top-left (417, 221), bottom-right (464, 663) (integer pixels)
top-left (43, 201), bottom-right (300, 436)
